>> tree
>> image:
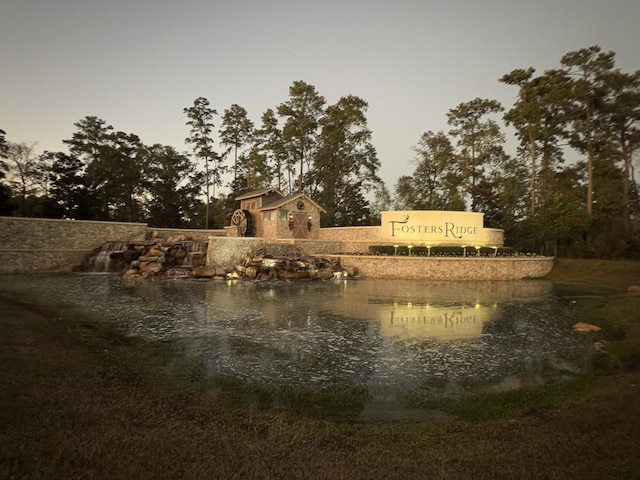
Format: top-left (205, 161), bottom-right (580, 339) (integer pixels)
top-left (0, 129), bottom-right (8, 159)
top-left (63, 116), bottom-right (115, 219)
top-left (561, 45), bottom-right (616, 215)
top-left (311, 95), bottom-right (381, 226)
top-left (184, 97), bottom-right (223, 228)
top-left (254, 108), bottom-right (286, 191)
top-left (393, 175), bottom-right (417, 210)
top-left (45, 151), bottom-right (94, 219)
top-left (64, 116), bottom-right (114, 165)
top-left (4, 142), bottom-right (44, 216)
top-left (411, 131), bottom-right (463, 210)
top-left (0, 129), bottom-right (16, 215)
top-left (238, 146), bottom-right (273, 191)
top-left (447, 98), bottom-right (505, 211)
top-left (88, 131), bottom-right (147, 222)
top-left (599, 68), bottom-right (640, 220)
top-left (277, 81), bottom-right (325, 192)
top-left (368, 183), bottom-right (392, 225)
top-left (219, 104), bottom-right (254, 182)
top-left (145, 144), bottom-right (203, 227)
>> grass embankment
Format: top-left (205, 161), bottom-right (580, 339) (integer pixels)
top-left (1, 259), bottom-right (640, 479)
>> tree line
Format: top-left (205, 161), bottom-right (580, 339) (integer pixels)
top-left (395, 46), bottom-right (639, 258)
top-left (1, 46), bottom-right (638, 258)
top-left (0, 80), bottom-right (381, 229)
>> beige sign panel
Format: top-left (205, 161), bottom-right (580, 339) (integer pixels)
top-left (380, 210), bottom-right (503, 246)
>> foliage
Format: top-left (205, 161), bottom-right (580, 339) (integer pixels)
top-left (311, 95), bottom-right (382, 226)
top-left (184, 97), bottom-right (224, 228)
top-left (3, 142), bottom-right (46, 217)
top-left (219, 104), bottom-right (254, 183)
top-left (447, 97), bottom-right (505, 211)
top-left (277, 80), bottom-right (326, 192)
top-left (145, 144), bottom-right (202, 228)
top-left (4, 46), bottom-right (640, 259)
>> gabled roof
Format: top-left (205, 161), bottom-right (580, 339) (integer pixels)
top-left (235, 187), bottom-right (284, 201)
top-left (259, 192), bottom-right (326, 213)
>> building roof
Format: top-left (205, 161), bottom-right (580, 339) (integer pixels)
top-left (259, 192), bottom-right (326, 213)
top-left (235, 187), bottom-right (284, 201)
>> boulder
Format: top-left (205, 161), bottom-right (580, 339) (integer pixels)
top-left (245, 266), bottom-right (258, 278)
top-left (192, 266), bottom-right (216, 278)
top-left (139, 261), bottom-right (163, 275)
top-left (573, 322), bottom-right (602, 333)
top-left (170, 248), bottom-right (188, 263)
top-left (277, 270), bottom-right (310, 280)
top-left (147, 247), bottom-right (165, 257)
top-left (628, 285), bottom-right (640, 293)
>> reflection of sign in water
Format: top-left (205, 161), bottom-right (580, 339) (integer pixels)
top-left (377, 303), bottom-right (498, 341)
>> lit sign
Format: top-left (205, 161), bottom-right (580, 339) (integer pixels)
top-left (381, 211), bottom-right (503, 246)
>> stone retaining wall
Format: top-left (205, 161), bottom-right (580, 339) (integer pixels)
top-left (0, 217), bottom-right (224, 273)
top-left (148, 227), bottom-right (226, 242)
top-left (0, 217), bottom-right (554, 279)
top-left (318, 226), bottom-right (381, 243)
top-left (206, 237), bottom-right (267, 267)
top-left (321, 255), bottom-right (554, 281)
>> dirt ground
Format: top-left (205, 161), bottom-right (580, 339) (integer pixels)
top-left (1, 259), bottom-right (640, 479)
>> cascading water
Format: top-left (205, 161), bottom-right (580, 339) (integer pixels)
top-left (88, 241), bottom-right (129, 273)
top-left (181, 241), bottom-right (207, 267)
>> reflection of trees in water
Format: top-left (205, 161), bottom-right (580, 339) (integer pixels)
top-left (1, 275), bottom-right (586, 400)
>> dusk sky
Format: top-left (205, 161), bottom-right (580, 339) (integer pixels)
top-left (2, 0), bottom-right (639, 191)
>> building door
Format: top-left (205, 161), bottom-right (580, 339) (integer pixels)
top-left (291, 213), bottom-right (308, 239)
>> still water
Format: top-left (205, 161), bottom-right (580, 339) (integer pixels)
top-left (1, 274), bottom-right (588, 418)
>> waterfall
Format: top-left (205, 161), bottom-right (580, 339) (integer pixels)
top-left (88, 241), bottom-right (129, 273)
top-left (181, 241), bottom-right (207, 267)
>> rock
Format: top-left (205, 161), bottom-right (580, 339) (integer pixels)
top-left (139, 261), bottom-right (163, 274)
top-left (214, 267), bottom-right (227, 277)
top-left (245, 266), bottom-right (258, 278)
top-left (277, 270), bottom-right (310, 280)
top-left (628, 285), bottom-right (640, 292)
top-left (310, 267), bottom-right (334, 280)
top-left (167, 235), bottom-right (187, 244)
top-left (139, 255), bottom-right (164, 263)
top-left (147, 247), bottom-right (164, 257)
top-left (192, 266), bottom-right (216, 278)
top-left (342, 265), bottom-right (359, 277)
top-left (573, 322), bottom-right (602, 333)
top-left (170, 248), bottom-right (188, 263)
top-left (261, 257), bottom-right (288, 268)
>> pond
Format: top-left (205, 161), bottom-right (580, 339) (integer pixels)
top-left (0, 274), bottom-right (590, 421)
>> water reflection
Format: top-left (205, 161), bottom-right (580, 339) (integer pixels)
top-left (0, 274), bottom-right (587, 417)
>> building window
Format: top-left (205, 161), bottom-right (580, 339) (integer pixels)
top-left (279, 210), bottom-right (288, 221)
top-left (263, 211), bottom-right (273, 221)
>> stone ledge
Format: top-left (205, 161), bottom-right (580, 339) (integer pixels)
top-left (319, 255), bottom-right (554, 280)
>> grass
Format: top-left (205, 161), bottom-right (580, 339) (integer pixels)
top-left (403, 375), bottom-right (598, 421)
top-left (1, 259), bottom-right (640, 479)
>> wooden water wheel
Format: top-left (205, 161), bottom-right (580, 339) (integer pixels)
top-left (230, 209), bottom-right (253, 237)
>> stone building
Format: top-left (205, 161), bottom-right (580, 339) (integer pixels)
top-left (229, 187), bottom-right (326, 240)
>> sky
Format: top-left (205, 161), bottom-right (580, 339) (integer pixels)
top-left (2, 0), bottom-right (639, 192)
